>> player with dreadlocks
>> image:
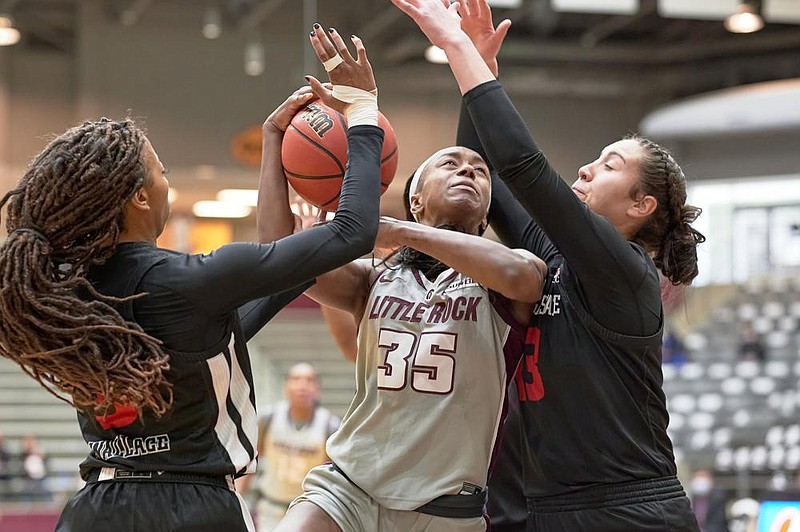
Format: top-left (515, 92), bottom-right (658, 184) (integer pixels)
top-left (0, 26), bottom-right (382, 532)
top-left (0, 119), bottom-right (172, 418)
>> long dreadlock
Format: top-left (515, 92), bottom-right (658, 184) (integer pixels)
top-left (0, 118), bottom-right (172, 419)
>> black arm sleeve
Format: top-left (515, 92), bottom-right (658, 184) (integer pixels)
top-left (457, 101), bottom-right (553, 257)
top-left (463, 81), bottom-right (659, 334)
top-left (237, 282), bottom-right (312, 341)
top-left (173, 125), bottom-right (384, 315)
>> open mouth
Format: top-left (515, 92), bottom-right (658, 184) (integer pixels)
top-left (451, 182), bottom-right (478, 195)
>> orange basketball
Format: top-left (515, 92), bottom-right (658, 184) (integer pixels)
top-left (281, 101), bottom-right (398, 211)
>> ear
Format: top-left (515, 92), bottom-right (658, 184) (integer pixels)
top-left (409, 193), bottom-right (424, 220)
top-left (128, 186), bottom-right (151, 212)
top-left (628, 194), bottom-right (657, 220)
top-left (478, 214), bottom-right (488, 235)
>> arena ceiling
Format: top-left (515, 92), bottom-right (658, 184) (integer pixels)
top-left (4, 0), bottom-right (800, 101)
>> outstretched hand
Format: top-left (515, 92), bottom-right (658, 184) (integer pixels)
top-left (390, 0), bottom-right (466, 50)
top-left (459, 0), bottom-right (511, 77)
top-left (308, 25), bottom-right (375, 113)
top-left (290, 197), bottom-right (329, 233)
top-left (263, 86), bottom-right (316, 133)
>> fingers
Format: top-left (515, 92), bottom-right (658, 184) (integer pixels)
top-left (305, 75), bottom-right (331, 100)
top-left (350, 35), bottom-right (369, 65)
top-left (290, 86), bottom-right (315, 105)
top-left (495, 18), bottom-right (512, 42)
top-left (474, 0), bottom-right (486, 18)
top-left (309, 24), bottom-right (339, 63)
top-left (326, 28), bottom-right (356, 63)
top-left (391, 0), bottom-right (417, 17)
top-left (292, 214), bottom-right (303, 234)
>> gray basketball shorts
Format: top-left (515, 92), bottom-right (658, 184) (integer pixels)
top-left (290, 464), bottom-right (487, 532)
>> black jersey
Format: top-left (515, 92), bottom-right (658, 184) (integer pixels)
top-left (458, 81), bottom-right (676, 497)
top-left (486, 378), bottom-right (527, 528)
top-left (76, 125), bottom-right (384, 480)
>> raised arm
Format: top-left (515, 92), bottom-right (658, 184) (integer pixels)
top-left (392, 0), bottom-right (495, 96)
top-left (454, 1), bottom-right (554, 257)
top-left (395, 0), bottom-right (650, 288)
top-left (456, 80), bottom-right (545, 255)
top-left (175, 25), bottom-right (383, 315)
top-left (257, 87), bottom-right (316, 243)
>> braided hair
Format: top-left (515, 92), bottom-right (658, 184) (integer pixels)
top-left (0, 119), bottom-right (172, 419)
top-left (626, 134), bottom-right (706, 286)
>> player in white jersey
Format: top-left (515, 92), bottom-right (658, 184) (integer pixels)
top-left (238, 363), bottom-right (340, 532)
top-left (271, 153), bottom-right (544, 531)
top-left (261, 31), bottom-right (547, 529)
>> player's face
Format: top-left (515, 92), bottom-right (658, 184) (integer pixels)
top-left (285, 366), bottom-right (320, 409)
top-left (411, 147), bottom-right (490, 234)
top-left (141, 138), bottom-right (171, 237)
top-left (572, 139), bottom-right (645, 231)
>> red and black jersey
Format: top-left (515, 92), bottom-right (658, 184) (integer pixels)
top-left (458, 82), bottom-right (677, 498)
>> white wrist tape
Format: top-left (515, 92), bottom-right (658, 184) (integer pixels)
top-left (322, 54), bottom-right (343, 72)
top-left (333, 85), bottom-right (378, 128)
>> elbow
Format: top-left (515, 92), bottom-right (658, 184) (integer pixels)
top-left (334, 214), bottom-right (379, 260)
top-left (352, 218), bottom-right (379, 257)
top-left (502, 256), bottom-right (546, 303)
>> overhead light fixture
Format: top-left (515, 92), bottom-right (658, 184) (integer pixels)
top-left (192, 201), bottom-right (252, 218)
top-left (202, 7), bottom-right (222, 39)
top-left (0, 14), bottom-right (21, 46)
top-left (725, 1), bottom-right (764, 33)
top-left (217, 189), bottom-right (258, 207)
top-left (244, 40), bottom-right (265, 76)
top-left (424, 45), bottom-right (448, 64)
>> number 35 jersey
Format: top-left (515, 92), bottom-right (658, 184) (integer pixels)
top-left (326, 266), bottom-right (526, 510)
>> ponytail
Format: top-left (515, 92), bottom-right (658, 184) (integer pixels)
top-left (626, 134), bottom-right (706, 285)
top-left (0, 119), bottom-right (172, 419)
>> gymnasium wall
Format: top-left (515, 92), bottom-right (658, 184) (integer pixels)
top-left (0, 0), bottom-right (657, 218)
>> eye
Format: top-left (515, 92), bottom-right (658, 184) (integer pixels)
top-left (442, 159), bottom-right (457, 167)
top-left (604, 164), bottom-right (614, 171)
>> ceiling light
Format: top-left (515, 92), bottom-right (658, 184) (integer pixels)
top-left (217, 189), bottom-right (258, 207)
top-left (725, 1), bottom-right (764, 33)
top-left (0, 14), bottom-right (21, 46)
top-left (168, 188), bottom-right (178, 204)
top-left (192, 201), bottom-right (252, 218)
top-left (244, 40), bottom-right (265, 76)
top-left (202, 7), bottom-right (222, 40)
top-left (424, 45), bottom-right (448, 64)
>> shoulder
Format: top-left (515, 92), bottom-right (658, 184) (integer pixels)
top-left (317, 407), bottom-right (341, 434)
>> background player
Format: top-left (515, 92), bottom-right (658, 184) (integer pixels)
top-left (0, 25), bottom-right (383, 531)
top-left (393, 0), bottom-right (704, 529)
top-left (238, 363), bottom-right (340, 532)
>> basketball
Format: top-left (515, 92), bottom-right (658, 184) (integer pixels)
top-left (281, 101), bottom-right (398, 211)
